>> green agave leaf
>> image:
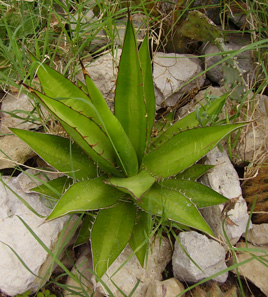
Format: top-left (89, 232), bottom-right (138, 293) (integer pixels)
top-left (29, 53), bottom-right (101, 125)
top-left (160, 179), bottom-right (228, 208)
top-left (176, 164), bottom-right (214, 180)
top-left (137, 184), bottom-right (213, 236)
top-left (29, 88), bottom-right (121, 177)
top-left (152, 111), bottom-right (175, 139)
top-left (114, 17), bottom-right (147, 163)
top-left (31, 176), bottom-right (73, 199)
top-left (91, 201), bottom-right (136, 278)
top-left (10, 128), bottom-right (97, 180)
top-left (129, 210), bottom-right (150, 267)
top-left (143, 123), bottom-right (245, 178)
top-left (46, 177), bottom-right (123, 220)
top-left (75, 214), bottom-right (94, 247)
top-left (152, 93), bottom-right (228, 148)
top-left (76, 78), bottom-right (88, 93)
top-left (139, 33), bottom-right (156, 148)
top-left (107, 170), bottom-right (155, 200)
top-left (82, 64), bottom-right (138, 177)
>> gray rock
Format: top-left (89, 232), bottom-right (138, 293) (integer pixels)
top-left (77, 51), bottom-right (205, 110)
top-left (153, 53), bottom-right (205, 106)
top-left (70, 10), bottom-right (96, 31)
top-left (0, 92), bottom-right (48, 134)
top-left (0, 135), bottom-right (35, 169)
top-left (0, 171), bottom-right (79, 296)
top-left (76, 50), bottom-right (121, 110)
top-left (172, 231), bottom-right (228, 283)
top-left (144, 278), bottom-right (185, 297)
top-left (95, 237), bottom-right (172, 297)
top-left (200, 147), bottom-right (250, 245)
top-left (233, 242), bottom-right (268, 296)
top-left (64, 246), bottom-right (104, 297)
top-left (244, 224), bottom-right (268, 245)
top-left (202, 34), bottom-right (254, 86)
top-left (229, 93), bottom-right (268, 165)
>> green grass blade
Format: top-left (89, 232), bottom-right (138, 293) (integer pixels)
top-left (91, 201), bottom-right (136, 278)
top-left (17, 216), bottom-right (82, 283)
top-left (114, 17), bottom-right (147, 163)
top-left (46, 177), bottom-right (123, 221)
top-left (139, 33), bottom-right (156, 149)
top-left (10, 128), bottom-right (97, 180)
top-left (82, 64), bottom-right (138, 177)
top-left (143, 123), bottom-right (245, 178)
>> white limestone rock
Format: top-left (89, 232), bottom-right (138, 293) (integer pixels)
top-left (153, 53), bottom-right (205, 106)
top-left (64, 246), bottom-right (104, 297)
top-left (233, 242), bottom-right (268, 296)
top-left (172, 231), bottom-right (228, 283)
top-left (76, 50), bottom-right (121, 110)
top-left (144, 278), bottom-right (185, 297)
top-left (0, 92), bottom-right (48, 134)
top-left (200, 147), bottom-right (250, 245)
top-left (243, 224), bottom-right (268, 245)
top-left (0, 172), bottom-right (79, 296)
top-left (229, 94), bottom-right (268, 165)
top-left (95, 237), bottom-right (172, 297)
top-left (0, 135), bottom-right (35, 169)
top-left (77, 51), bottom-right (205, 110)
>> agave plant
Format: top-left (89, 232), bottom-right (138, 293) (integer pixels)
top-left (11, 16), bottom-right (244, 278)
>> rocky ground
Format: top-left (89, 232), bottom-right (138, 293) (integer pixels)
top-left (0, 2), bottom-right (268, 297)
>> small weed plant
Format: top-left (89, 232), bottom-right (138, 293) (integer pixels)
top-left (12, 15), bottom-right (244, 278)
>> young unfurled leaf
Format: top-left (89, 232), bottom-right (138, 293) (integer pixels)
top-left (82, 64), bottom-right (138, 177)
top-left (114, 18), bottom-right (147, 163)
top-left (139, 33), bottom-right (156, 149)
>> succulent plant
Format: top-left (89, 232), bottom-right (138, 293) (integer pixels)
top-left (180, 10), bottom-right (248, 102)
top-left (12, 16), bottom-right (244, 279)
